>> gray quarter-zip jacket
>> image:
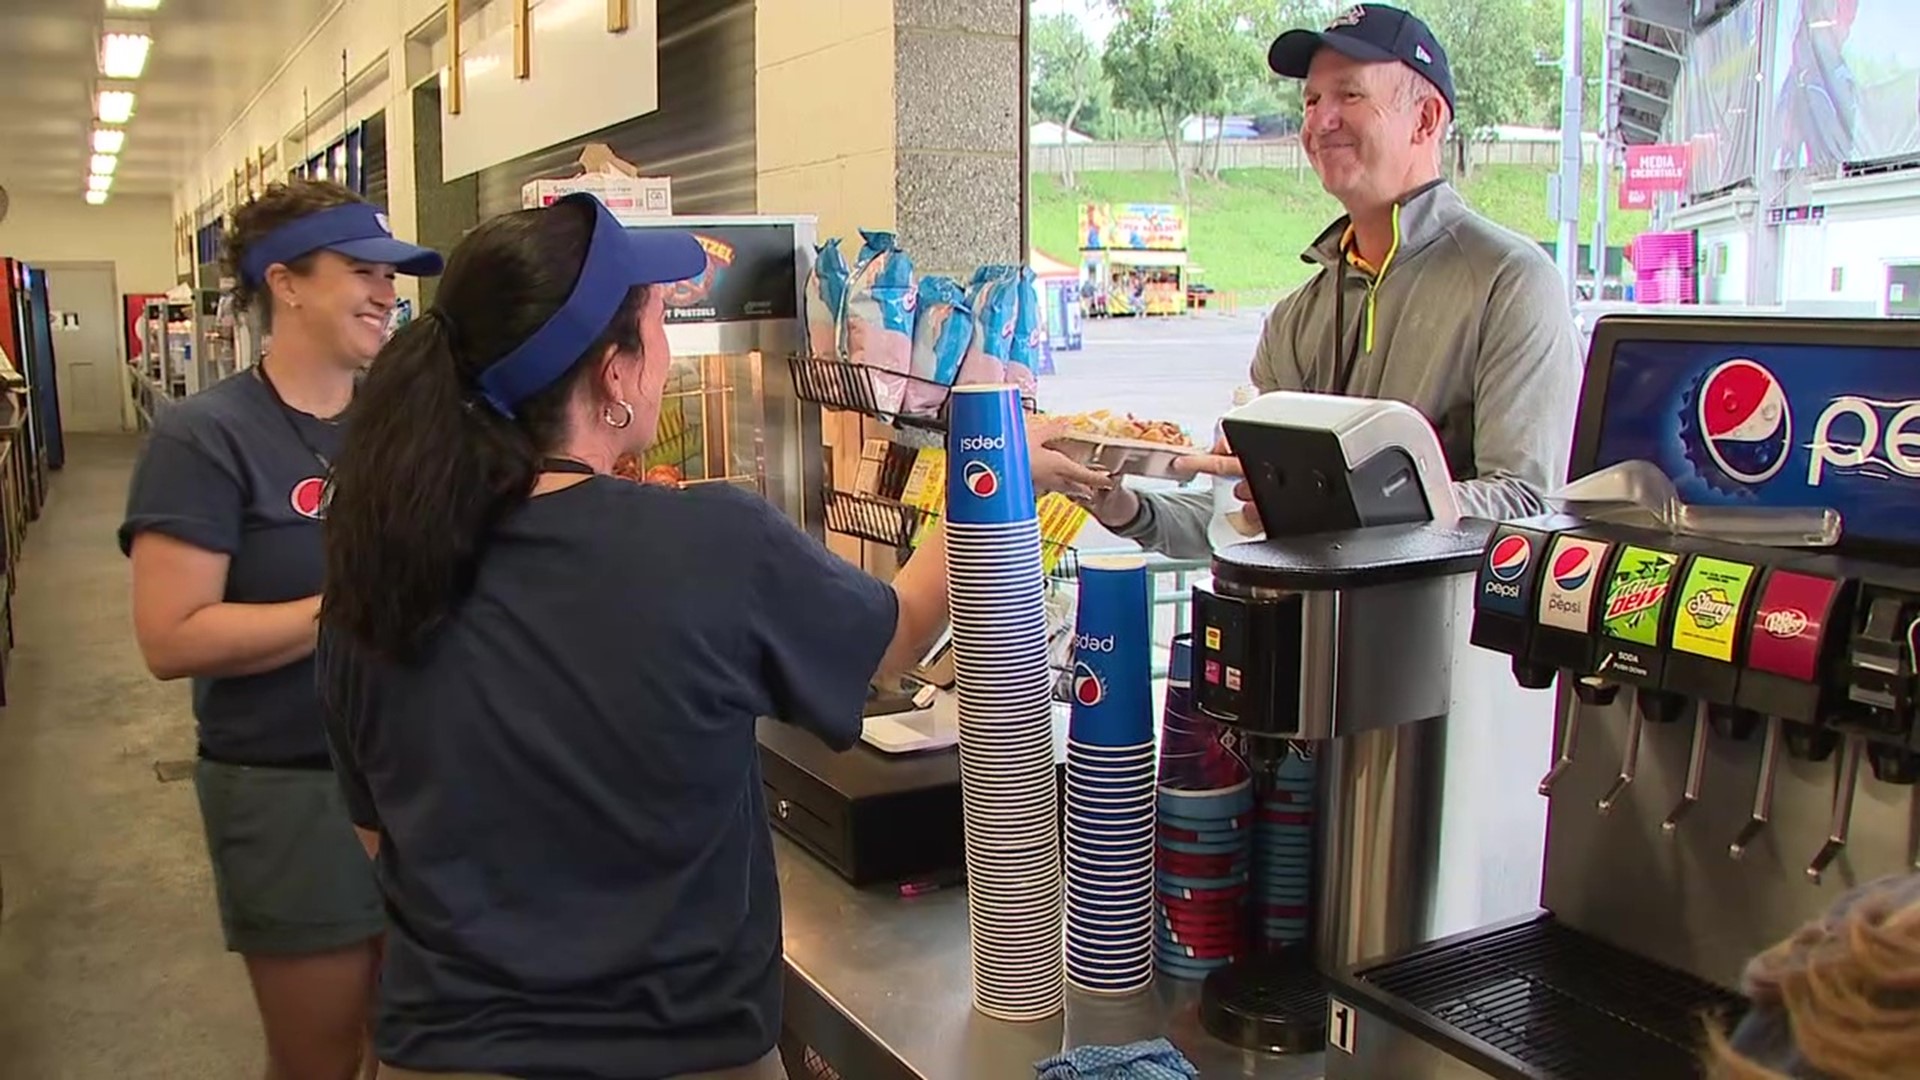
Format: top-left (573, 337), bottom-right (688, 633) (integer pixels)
top-left (1113, 181), bottom-right (1583, 559)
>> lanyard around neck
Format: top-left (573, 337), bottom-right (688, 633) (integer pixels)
top-left (253, 364), bottom-right (337, 473)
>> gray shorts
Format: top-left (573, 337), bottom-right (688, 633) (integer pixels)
top-left (193, 759), bottom-right (385, 955)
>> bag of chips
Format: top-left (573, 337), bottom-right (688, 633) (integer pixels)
top-left (806, 239), bottom-right (849, 359)
top-left (1006, 266), bottom-right (1043, 398)
top-left (906, 276), bottom-right (972, 418)
top-left (841, 230), bottom-right (916, 414)
top-left (959, 267), bottom-right (1018, 388)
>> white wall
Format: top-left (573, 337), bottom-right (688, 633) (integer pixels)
top-left (0, 194), bottom-right (177, 294)
top-left (1778, 174), bottom-right (1920, 312)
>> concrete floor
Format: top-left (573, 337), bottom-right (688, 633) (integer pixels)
top-left (0, 433), bottom-right (258, 1079)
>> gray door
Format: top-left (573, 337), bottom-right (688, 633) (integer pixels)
top-left (42, 264), bottom-right (128, 433)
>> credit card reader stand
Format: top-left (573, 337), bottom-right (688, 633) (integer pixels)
top-left (1188, 392), bottom-right (1492, 1053)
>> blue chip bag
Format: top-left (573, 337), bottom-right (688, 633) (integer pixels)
top-left (907, 276), bottom-right (973, 418)
top-left (1006, 266), bottom-right (1043, 398)
top-left (842, 230), bottom-right (916, 413)
top-left (959, 272), bottom-right (1018, 387)
top-left (807, 239), bottom-right (849, 359)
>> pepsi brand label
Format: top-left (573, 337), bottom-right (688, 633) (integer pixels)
top-left (1476, 528), bottom-right (1539, 616)
top-left (1593, 340), bottom-right (1920, 550)
top-left (945, 385), bottom-right (1036, 524)
top-left (1536, 536), bottom-right (1610, 632)
top-left (1601, 546), bottom-right (1679, 647)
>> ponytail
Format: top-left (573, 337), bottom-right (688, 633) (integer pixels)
top-left (320, 202), bottom-right (644, 663)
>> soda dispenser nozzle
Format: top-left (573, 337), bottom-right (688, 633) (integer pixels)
top-left (1539, 680), bottom-right (1582, 797)
top-left (1730, 715), bottom-right (1784, 860)
top-left (1598, 690), bottom-right (1645, 815)
top-left (1661, 702), bottom-right (1712, 834)
top-left (1807, 734), bottom-right (1866, 884)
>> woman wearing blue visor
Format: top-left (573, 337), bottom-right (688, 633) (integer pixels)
top-left (120, 179), bottom-right (443, 1080)
top-left (313, 193), bottom-right (1103, 1078)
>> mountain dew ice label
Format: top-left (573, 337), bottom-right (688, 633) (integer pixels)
top-left (1601, 546), bottom-right (1680, 646)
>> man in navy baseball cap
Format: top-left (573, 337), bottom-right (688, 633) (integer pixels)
top-left (1082, 1), bottom-right (1583, 580)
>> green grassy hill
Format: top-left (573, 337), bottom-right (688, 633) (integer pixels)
top-left (1031, 165), bottom-right (1649, 299)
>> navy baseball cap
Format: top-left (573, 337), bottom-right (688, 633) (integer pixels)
top-left (239, 202), bottom-right (443, 285)
top-left (1268, 4), bottom-right (1455, 113)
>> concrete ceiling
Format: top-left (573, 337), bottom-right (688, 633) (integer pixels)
top-left (0, 0), bottom-right (337, 202)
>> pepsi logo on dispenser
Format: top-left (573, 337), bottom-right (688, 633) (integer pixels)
top-left (1537, 535), bottom-right (1611, 633)
top-left (1695, 359), bottom-right (1792, 486)
top-left (1072, 661), bottom-right (1105, 707)
top-left (1484, 534), bottom-right (1531, 598)
top-left (962, 460), bottom-right (999, 498)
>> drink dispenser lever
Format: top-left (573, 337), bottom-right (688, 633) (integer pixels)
top-left (1807, 734), bottom-right (1865, 883)
top-left (1661, 702), bottom-right (1711, 833)
top-left (1539, 681), bottom-right (1581, 796)
top-left (1730, 715), bottom-right (1784, 859)
top-left (1598, 690), bottom-right (1645, 815)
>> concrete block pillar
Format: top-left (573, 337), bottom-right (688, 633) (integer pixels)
top-left (755, 0), bottom-right (1026, 569)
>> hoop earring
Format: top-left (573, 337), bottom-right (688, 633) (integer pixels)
top-left (602, 399), bottom-right (635, 430)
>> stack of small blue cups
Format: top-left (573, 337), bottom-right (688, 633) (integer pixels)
top-left (1154, 637), bottom-right (1254, 979)
top-left (944, 385), bottom-right (1064, 1022)
top-left (1061, 555), bottom-right (1157, 995)
top-left (1252, 745), bottom-right (1318, 950)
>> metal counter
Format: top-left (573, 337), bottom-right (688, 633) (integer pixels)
top-left (775, 833), bottom-right (1325, 1079)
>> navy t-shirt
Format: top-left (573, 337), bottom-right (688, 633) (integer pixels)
top-left (119, 370), bottom-right (342, 766)
top-left (318, 478), bottom-right (897, 1079)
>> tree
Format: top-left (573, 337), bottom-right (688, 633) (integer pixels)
top-left (1102, 0), bottom-right (1225, 200)
top-left (1404, 0), bottom-right (1542, 176)
top-left (1030, 12), bottom-right (1107, 188)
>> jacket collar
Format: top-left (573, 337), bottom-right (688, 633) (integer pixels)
top-left (1302, 178), bottom-right (1458, 272)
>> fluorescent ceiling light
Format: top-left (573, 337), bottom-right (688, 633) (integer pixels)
top-left (89, 174), bottom-right (114, 192)
top-left (91, 154), bottom-right (119, 175)
top-left (97, 90), bottom-right (136, 123)
top-left (93, 129), bottom-right (126, 154)
top-left (101, 33), bottom-right (152, 79)
top-left (86, 191), bottom-right (110, 205)
top-left (108, 0), bottom-right (163, 9)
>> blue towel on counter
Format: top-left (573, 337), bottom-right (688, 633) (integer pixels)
top-left (1034, 1038), bottom-right (1200, 1080)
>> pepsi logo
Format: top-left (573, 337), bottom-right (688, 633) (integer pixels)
top-left (1551, 545), bottom-right (1594, 592)
top-left (957, 434), bottom-right (1005, 451)
top-left (1075, 633), bottom-right (1116, 652)
top-left (1697, 358), bottom-right (1792, 485)
top-left (374, 211), bottom-right (391, 234)
top-left (1072, 661), bottom-right (1104, 707)
top-left (1488, 534), bottom-right (1531, 582)
top-left (290, 476), bottom-right (328, 520)
top-left (962, 460), bottom-right (999, 498)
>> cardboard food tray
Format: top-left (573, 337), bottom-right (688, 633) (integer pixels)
top-left (1054, 434), bottom-right (1197, 480)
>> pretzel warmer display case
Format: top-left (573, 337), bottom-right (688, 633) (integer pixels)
top-left (612, 215), bottom-right (823, 530)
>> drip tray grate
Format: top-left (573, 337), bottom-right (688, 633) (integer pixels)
top-left (1354, 916), bottom-right (1748, 1080)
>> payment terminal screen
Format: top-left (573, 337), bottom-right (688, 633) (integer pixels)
top-left (1590, 338), bottom-right (1920, 550)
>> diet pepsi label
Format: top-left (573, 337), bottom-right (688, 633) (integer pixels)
top-left (1476, 527), bottom-right (1541, 618)
top-left (1536, 535), bottom-right (1611, 633)
top-left (1592, 339), bottom-right (1920, 550)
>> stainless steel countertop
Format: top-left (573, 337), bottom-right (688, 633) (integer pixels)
top-left (776, 833), bottom-right (1325, 1080)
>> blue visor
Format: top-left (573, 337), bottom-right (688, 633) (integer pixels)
top-left (238, 202), bottom-right (444, 285)
top-left (474, 192), bottom-right (708, 418)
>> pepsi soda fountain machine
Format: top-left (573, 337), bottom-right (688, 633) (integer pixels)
top-left (1182, 392), bottom-right (1504, 1051)
top-left (1325, 315), bottom-right (1920, 1079)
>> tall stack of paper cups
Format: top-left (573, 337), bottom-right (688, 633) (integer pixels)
top-left (1062, 555), bottom-right (1157, 994)
top-left (944, 385), bottom-right (1064, 1021)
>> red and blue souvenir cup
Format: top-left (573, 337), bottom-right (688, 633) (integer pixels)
top-left (945, 385), bottom-right (1037, 526)
top-left (1067, 555), bottom-right (1153, 749)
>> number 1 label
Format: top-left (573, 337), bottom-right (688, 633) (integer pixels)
top-left (1328, 998), bottom-right (1357, 1054)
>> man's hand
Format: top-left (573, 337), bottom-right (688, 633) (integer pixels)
top-left (1169, 437), bottom-right (1263, 536)
top-left (1026, 416), bottom-right (1114, 501)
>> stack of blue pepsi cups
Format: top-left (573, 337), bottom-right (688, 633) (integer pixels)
top-left (1153, 636), bottom-right (1254, 979)
top-left (943, 385), bottom-right (1065, 1022)
top-left (1253, 745), bottom-right (1317, 950)
top-left (1061, 555), bottom-right (1157, 996)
